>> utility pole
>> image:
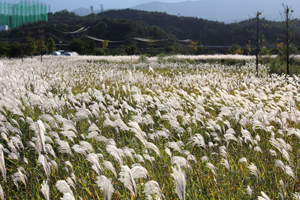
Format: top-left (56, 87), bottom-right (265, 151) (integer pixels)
top-left (281, 4), bottom-right (295, 75)
top-left (90, 6), bottom-right (93, 14)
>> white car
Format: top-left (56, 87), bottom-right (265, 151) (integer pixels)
top-left (63, 52), bottom-right (78, 56)
top-left (50, 51), bottom-right (61, 56)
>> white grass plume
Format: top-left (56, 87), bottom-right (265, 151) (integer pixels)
top-left (0, 144), bottom-right (6, 182)
top-left (86, 153), bottom-right (103, 175)
top-left (238, 157), bottom-right (248, 166)
top-left (65, 161), bottom-right (73, 172)
top-left (34, 120), bottom-right (46, 154)
top-left (41, 180), bottom-right (50, 200)
top-left (279, 179), bottom-right (286, 198)
top-left (86, 131), bottom-right (99, 139)
top-left (45, 144), bottom-right (56, 158)
top-left (38, 154), bottom-right (51, 179)
top-left (182, 150), bottom-right (197, 162)
top-left (146, 142), bottom-right (162, 157)
top-left (88, 123), bottom-right (100, 132)
top-left (130, 163), bottom-right (149, 179)
top-left (258, 191), bottom-right (270, 200)
top-left (12, 168), bottom-right (27, 190)
top-left (269, 138), bottom-right (282, 153)
top-left (166, 141), bottom-right (183, 153)
top-left (143, 154), bottom-right (153, 165)
top-left (106, 145), bottom-right (123, 166)
top-left (96, 175), bottom-right (114, 200)
top-left (241, 128), bottom-right (255, 145)
top-left (61, 192), bottom-right (75, 200)
top-left (171, 166), bottom-right (186, 200)
top-left (56, 180), bottom-right (73, 196)
top-left (128, 121), bottom-right (147, 147)
top-left (201, 156), bottom-right (208, 162)
top-left (165, 147), bottom-right (172, 158)
top-left (269, 149), bottom-right (277, 157)
top-left (134, 154), bottom-right (145, 163)
top-left (103, 160), bottom-right (117, 178)
top-left (79, 141), bottom-right (94, 153)
top-left (186, 134), bottom-right (206, 149)
top-left (224, 133), bottom-right (239, 144)
top-left (171, 156), bottom-right (192, 172)
top-left (56, 139), bottom-right (73, 156)
top-left (281, 149), bottom-right (292, 166)
top-left (275, 159), bottom-right (296, 180)
top-left (123, 147), bottom-right (135, 162)
top-left (72, 144), bottom-right (86, 155)
top-left (221, 158), bottom-right (231, 172)
top-left (207, 162), bottom-right (217, 177)
top-left (293, 192), bottom-right (300, 200)
top-left (246, 185), bottom-right (252, 198)
top-left (248, 163), bottom-right (261, 182)
top-left (143, 180), bottom-right (165, 200)
top-left (0, 184), bottom-right (4, 200)
top-left (62, 120), bottom-right (77, 133)
top-left (119, 165), bottom-right (137, 197)
top-left (66, 177), bottom-right (76, 190)
top-left (220, 147), bottom-right (231, 172)
top-left (285, 165), bottom-right (296, 181)
top-left (75, 107), bottom-right (92, 119)
top-left (115, 118), bottom-right (129, 131)
top-left (60, 131), bottom-right (77, 142)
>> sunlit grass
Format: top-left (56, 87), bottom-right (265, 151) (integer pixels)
top-left (0, 55), bottom-right (299, 199)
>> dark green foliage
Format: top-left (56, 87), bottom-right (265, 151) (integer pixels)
top-left (277, 44), bottom-right (299, 59)
top-left (7, 42), bottom-right (23, 57)
top-left (47, 37), bottom-right (56, 53)
top-left (0, 42), bottom-right (9, 57)
top-left (296, 36), bottom-right (300, 51)
top-left (125, 45), bottom-right (137, 55)
top-left (24, 33), bottom-right (37, 57)
top-left (0, 8), bottom-right (300, 58)
top-left (67, 37), bottom-right (95, 55)
top-left (227, 44), bottom-right (242, 54)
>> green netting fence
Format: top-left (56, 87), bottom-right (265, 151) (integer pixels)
top-left (0, 0), bottom-right (49, 29)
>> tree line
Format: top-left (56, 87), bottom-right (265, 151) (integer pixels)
top-left (0, 6), bottom-right (299, 60)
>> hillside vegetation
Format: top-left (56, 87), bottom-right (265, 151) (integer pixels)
top-left (0, 9), bottom-right (299, 58)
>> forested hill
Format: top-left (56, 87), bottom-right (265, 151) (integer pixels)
top-left (51, 9), bottom-right (300, 46)
top-left (1, 8), bottom-right (300, 48)
top-left (97, 9), bottom-right (300, 46)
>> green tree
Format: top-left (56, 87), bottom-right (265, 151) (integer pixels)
top-left (228, 44), bottom-right (243, 55)
top-left (47, 37), bottom-right (56, 53)
top-left (24, 33), bottom-right (37, 59)
top-left (0, 42), bottom-right (9, 57)
top-left (68, 37), bottom-right (95, 55)
top-left (278, 44), bottom-right (299, 59)
top-left (7, 42), bottom-right (23, 58)
top-left (125, 45), bottom-right (137, 64)
top-left (37, 29), bottom-right (47, 62)
top-left (102, 40), bottom-right (109, 49)
top-left (125, 45), bottom-right (137, 56)
top-left (68, 38), bottom-right (82, 53)
top-left (188, 41), bottom-right (198, 54)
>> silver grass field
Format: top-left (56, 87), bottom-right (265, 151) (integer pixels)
top-left (0, 55), bottom-right (300, 199)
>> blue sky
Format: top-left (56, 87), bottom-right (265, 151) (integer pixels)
top-left (37, 0), bottom-right (199, 12)
top-left (4, 0), bottom-right (300, 22)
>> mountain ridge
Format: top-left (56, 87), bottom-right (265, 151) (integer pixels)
top-left (71, 0), bottom-right (300, 23)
